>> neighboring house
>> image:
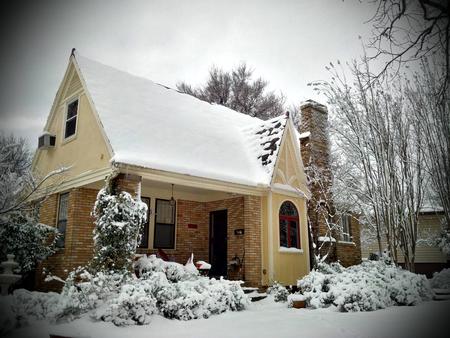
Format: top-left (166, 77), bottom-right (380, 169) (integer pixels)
top-left (361, 208), bottom-right (449, 276)
top-left (32, 50), bottom-right (360, 290)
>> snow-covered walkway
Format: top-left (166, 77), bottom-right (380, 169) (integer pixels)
top-left (8, 297), bottom-right (450, 338)
top-left (7, 297), bottom-right (450, 338)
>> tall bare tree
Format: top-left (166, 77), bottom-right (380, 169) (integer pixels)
top-left (313, 60), bottom-right (427, 271)
top-left (367, 0), bottom-right (449, 95)
top-left (177, 63), bottom-right (285, 120)
top-left (406, 59), bottom-right (450, 247)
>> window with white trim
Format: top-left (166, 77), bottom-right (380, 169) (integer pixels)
top-left (64, 99), bottom-right (78, 139)
top-left (340, 214), bottom-right (352, 242)
top-left (153, 199), bottom-right (176, 249)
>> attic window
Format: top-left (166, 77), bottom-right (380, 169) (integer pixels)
top-left (64, 99), bottom-right (78, 139)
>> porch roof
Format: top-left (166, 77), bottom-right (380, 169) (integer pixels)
top-left (74, 52), bottom-right (289, 188)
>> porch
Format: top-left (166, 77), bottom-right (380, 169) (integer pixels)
top-left (123, 174), bottom-right (263, 286)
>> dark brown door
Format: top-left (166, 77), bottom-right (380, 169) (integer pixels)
top-left (209, 210), bottom-right (227, 277)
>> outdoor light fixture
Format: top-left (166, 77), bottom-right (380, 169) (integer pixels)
top-left (170, 184), bottom-right (176, 206)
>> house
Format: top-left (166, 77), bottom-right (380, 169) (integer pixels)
top-left (361, 208), bottom-right (449, 277)
top-left (32, 50), bottom-right (361, 290)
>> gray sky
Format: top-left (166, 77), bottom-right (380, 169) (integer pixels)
top-left (0, 0), bottom-right (375, 148)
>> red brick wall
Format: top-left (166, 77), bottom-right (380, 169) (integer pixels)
top-left (38, 187), bottom-right (264, 289)
top-left (36, 188), bottom-right (98, 291)
top-left (138, 199), bottom-right (211, 264)
top-left (137, 196), bottom-right (262, 285)
top-left (243, 195), bottom-right (262, 286)
top-left (336, 216), bottom-right (362, 267)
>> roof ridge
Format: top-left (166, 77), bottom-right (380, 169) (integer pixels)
top-left (74, 51), bottom-right (264, 125)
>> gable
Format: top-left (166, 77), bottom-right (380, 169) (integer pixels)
top-left (33, 52), bottom-right (307, 190)
top-left (33, 62), bottom-right (112, 186)
top-left (272, 122), bottom-right (308, 194)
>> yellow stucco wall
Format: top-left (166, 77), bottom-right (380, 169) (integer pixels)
top-left (272, 129), bottom-right (307, 188)
top-left (271, 192), bottom-right (309, 285)
top-left (261, 125), bottom-right (311, 286)
top-left (33, 68), bottom-right (111, 185)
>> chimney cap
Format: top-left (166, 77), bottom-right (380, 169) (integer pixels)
top-left (300, 99), bottom-right (327, 114)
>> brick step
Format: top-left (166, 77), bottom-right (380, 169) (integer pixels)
top-left (250, 294), bottom-right (268, 302)
top-left (433, 294), bottom-right (450, 301)
top-left (242, 287), bottom-right (259, 294)
top-left (247, 291), bottom-right (268, 302)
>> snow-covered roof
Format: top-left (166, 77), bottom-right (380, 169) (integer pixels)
top-left (74, 53), bottom-right (290, 187)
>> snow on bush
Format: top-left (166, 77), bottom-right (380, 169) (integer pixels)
top-left (267, 282), bottom-right (289, 302)
top-left (91, 187), bottom-right (147, 273)
top-left (0, 212), bottom-right (60, 273)
top-left (52, 268), bottom-right (130, 320)
top-left (134, 254), bottom-right (199, 282)
top-left (297, 261), bottom-right (433, 312)
top-left (436, 229), bottom-right (450, 256)
top-left (93, 274), bottom-right (160, 326)
top-left (156, 276), bottom-right (248, 320)
top-left (2, 256), bottom-right (248, 329)
top-left (430, 268), bottom-right (450, 289)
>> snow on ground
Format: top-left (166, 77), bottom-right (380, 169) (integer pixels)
top-left (5, 297), bottom-right (450, 338)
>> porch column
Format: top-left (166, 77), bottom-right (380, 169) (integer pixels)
top-left (244, 195), bottom-right (262, 286)
top-left (113, 173), bottom-right (142, 199)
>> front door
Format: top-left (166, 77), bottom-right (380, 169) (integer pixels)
top-left (209, 209), bottom-right (227, 277)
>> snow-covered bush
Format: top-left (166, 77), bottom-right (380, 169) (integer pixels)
top-left (430, 268), bottom-right (450, 289)
top-left (2, 256), bottom-right (248, 328)
top-left (267, 282), bottom-right (289, 302)
top-left (0, 134), bottom-right (63, 275)
top-left (436, 229), bottom-right (450, 256)
top-left (52, 268), bottom-right (130, 320)
top-left (93, 274), bottom-right (160, 326)
top-left (297, 261), bottom-right (433, 312)
top-left (157, 277), bottom-right (248, 320)
top-left (10, 289), bottom-right (60, 321)
top-left (0, 289), bottom-right (60, 335)
top-left (134, 254), bottom-right (199, 282)
top-left (0, 211), bottom-right (59, 273)
top-left (91, 187), bottom-right (147, 273)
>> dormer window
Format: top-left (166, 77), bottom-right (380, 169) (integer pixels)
top-left (65, 99), bottom-right (78, 139)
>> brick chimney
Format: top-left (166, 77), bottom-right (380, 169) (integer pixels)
top-left (299, 100), bottom-right (336, 263)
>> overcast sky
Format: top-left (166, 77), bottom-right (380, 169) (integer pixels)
top-left (0, 0), bottom-right (375, 148)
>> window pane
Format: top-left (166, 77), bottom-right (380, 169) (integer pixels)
top-left (289, 220), bottom-right (299, 248)
top-left (56, 193), bottom-right (69, 248)
top-left (58, 193), bottom-right (69, 221)
top-left (341, 215), bottom-right (351, 241)
top-left (279, 219), bottom-right (288, 247)
top-left (156, 200), bottom-right (174, 224)
top-left (154, 223), bottom-right (174, 248)
top-left (67, 100), bottom-right (78, 119)
top-left (280, 201), bottom-right (298, 216)
top-left (56, 220), bottom-right (66, 248)
top-left (65, 118), bottom-right (77, 138)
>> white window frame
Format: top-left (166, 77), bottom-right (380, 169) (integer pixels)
top-left (340, 214), bottom-right (352, 242)
top-left (63, 96), bottom-right (79, 142)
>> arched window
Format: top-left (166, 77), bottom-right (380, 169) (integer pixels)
top-left (279, 201), bottom-right (300, 248)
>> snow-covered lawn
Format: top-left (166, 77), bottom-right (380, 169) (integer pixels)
top-left (5, 296), bottom-right (449, 338)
